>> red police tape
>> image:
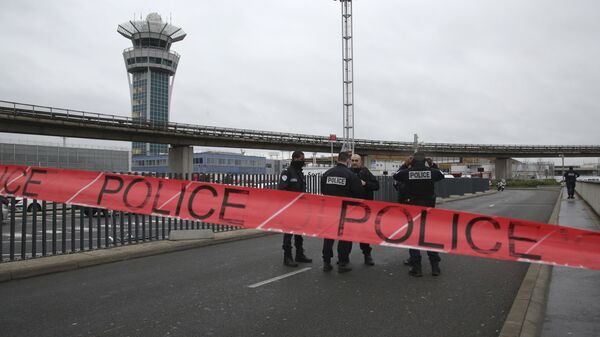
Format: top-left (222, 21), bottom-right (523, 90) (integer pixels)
top-left (1, 165), bottom-right (599, 270)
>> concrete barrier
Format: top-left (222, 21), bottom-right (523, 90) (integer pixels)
top-left (576, 181), bottom-right (600, 215)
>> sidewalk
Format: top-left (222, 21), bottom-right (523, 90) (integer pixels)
top-left (540, 192), bottom-right (600, 337)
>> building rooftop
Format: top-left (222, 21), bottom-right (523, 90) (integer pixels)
top-left (118, 13), bottom-right (186, 42)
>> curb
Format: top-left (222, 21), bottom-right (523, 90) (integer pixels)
top-left (498, 188), bottom-right (562, 337)
top-left (437, 189), bottom-right (498, 204)
top-left (0, 229), bottom-right (273, 283)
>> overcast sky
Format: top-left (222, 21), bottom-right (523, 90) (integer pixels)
top-left (1, 0), bottom-right (599, 163)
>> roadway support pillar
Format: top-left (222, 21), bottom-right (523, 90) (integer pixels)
top-left (168, 145), bottom-right (193, 177)
top-left (495, 158), bottom-right (513, 179)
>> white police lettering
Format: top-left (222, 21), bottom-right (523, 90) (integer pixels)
top-left (409, 171), bottom-right (432, 180)
top-left (290, 178), bottom-right (298, 182)
top-left (326, 176), bottom-right (347, 185)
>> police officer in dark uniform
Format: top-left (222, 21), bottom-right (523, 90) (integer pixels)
top-left (393, 157), bottom-right (412, 204)
top-left (393, 152), bottom-right (445, 277)
top-left (278, 151), bottom-right (312, 267)
top-left (563, 166), bottom-right (580, 199)
top-left (321, 151), bottom-right (364, 273)
top-left (350, 154), bottom-right (379, 266)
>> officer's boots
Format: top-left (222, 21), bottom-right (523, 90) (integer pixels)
top-left (283, 253), bottom-right (298, 267)
top-left (364, 253), bottom-right (375, 266)
top-left (323, 260), bottom-right (333, 272)
top-left (338, 261), bottom-right (353, 273)
top-left (431, 261), bottom-right (441, 276)
top-left (408, 263), bottom-right (423, 277)
top-left (295, 252), bottom-right (313, 263)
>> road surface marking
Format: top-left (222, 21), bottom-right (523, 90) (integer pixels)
top-left (248, 267), bottom-right (311, 288)
top-left (66, 172), bottom-right (104, 204)
top-left (256, 193), bottom-right (305, 229)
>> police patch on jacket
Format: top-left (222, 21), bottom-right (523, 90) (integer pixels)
top-left (409, 171), bottom-right (432, 180)
top-left (326, 176), bottom-right (346, 185)
top-left (281, 175), bottom-right (288, 181)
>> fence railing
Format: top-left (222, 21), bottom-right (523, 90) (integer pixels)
top-left (0, 172), bottom-right (489, 263)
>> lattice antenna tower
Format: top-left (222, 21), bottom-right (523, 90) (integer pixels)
top-left (336, 0), bottom-right (355, 153)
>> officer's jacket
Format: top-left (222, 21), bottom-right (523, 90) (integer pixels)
top-left (351, 167), bottom-right (380, 200)
top-left (393, 163), bottom-right (444, 206)
top-left (321, 163), bottom-right (363, 198)
top-left (563, 170), bottom-right (580, 183)
top-left (393, 164), bottom-right (410, 203)
top-left (278, 165), bottom-right (306, 192)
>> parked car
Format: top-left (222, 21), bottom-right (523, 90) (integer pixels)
top-left (75, 206), bottom-right (110, 217)
top-left (12, 197), bottom-right (43, 213)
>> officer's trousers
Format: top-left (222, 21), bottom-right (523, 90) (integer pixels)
top-left (408, 249), bottom-right (441, 265)
top-left (322, 239), bottom-right (352, 263)
top-left (566, 182), bottom-right (576, 197)
top-left (407, 197), bottom-right (440, 265)
top-left (359, 243), bottom-right (372, 254)
top-left (282, 234), bottom-right (304, 256)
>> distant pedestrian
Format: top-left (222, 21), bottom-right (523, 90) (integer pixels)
top-left (563, 166), bottom-right (580, 199)
top-left (321, 151), bottom-right (364, 273)
top-left (350, 154), bottom-right (380, 266)
top-left (278, 151), bottom-right (312, 267)
top-left (393, 152), bottom-right (445, 277)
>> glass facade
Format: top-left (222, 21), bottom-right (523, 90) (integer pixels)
top-left (131, 72), bottom-right (148, 155)
top-left (130, 70), bottom-right (170, 156)
top-left (0, 142), bottom-right (129, 172)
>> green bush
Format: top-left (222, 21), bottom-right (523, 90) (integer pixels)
top-left (492, 179), bottom-right (559, 188)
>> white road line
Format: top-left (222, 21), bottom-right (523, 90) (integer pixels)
top-left (159, 181), bottom-right (193, 209)
top-left (256, 193), bottom-right (305, 230)
top-left (380, 213), bottom-right (422, 245)
top-left (522, 229), bottom-right (558, 256)
top-left (248, 267), bottom-right (311, 288)
top-left (66, 172), bottom-right (104, 204)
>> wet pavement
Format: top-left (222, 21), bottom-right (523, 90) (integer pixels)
top-left (540, 192), bottom-right (600, 337)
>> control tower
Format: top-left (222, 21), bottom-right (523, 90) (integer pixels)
top-left (118, 13), bottom-right (186, 155)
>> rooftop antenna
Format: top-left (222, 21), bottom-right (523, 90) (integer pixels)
top-left (413, 133), bottom-right (419, 153)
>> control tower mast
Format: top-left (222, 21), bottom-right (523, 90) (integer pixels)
top-left (118, 13), bottom-right (186, 156)
top-left (335, 0), bottom-right (355, 153)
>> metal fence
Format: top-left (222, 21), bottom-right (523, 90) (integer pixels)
top-left (0, 172), bottom-right (488, 263)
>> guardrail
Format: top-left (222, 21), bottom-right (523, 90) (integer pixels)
top-left (576, 181), bottom-right (600, 216)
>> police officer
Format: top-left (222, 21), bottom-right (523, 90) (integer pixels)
top-left (350, 154), bottom-right (379, 266)
top-left (278, 151), bottom-right (312, 267)
top-left (393, 157), bottom-right (412, 204)
top-left (563, 166), bottom-right (580, 199)
top-left (393, 152), bottom-right (444, 277)
top-left (321, 151), bottom-right (364, 273)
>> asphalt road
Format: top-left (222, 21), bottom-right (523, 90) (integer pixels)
top-left (0, 188), bottom-right (559, 337)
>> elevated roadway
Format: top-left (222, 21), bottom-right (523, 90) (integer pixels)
top-left (1, 100), bottom-right (599, 157)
